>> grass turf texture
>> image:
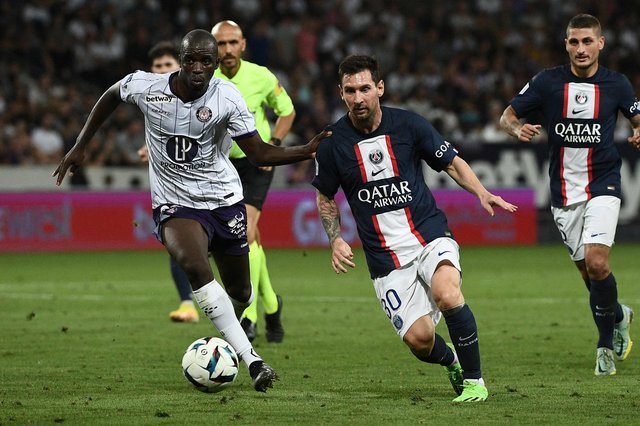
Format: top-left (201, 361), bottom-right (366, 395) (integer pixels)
top-left (1, 245), bottom-right (638, 424)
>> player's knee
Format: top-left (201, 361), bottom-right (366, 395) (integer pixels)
top-left (174, 257), bottom-right (212, 288)
top-left (403, 317), bottom-right (435, 354)
top-left (224, 278), bottom-right (253, 303)
top-left (404, 329), bottom-right (434, 354)
top-left (433, 286), bottom-right (463, 311)
top-left (585, 257), bottom-right (610, 280)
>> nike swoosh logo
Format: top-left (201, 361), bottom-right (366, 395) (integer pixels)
top-left (595, 305), bottom-right (612, 310)
top-left (590, 232), bottom-right (606, 238)
top-left (572, 108), bottom-right (587, 114)
top-left (372, 168), bottom-right (386, 176)
top-left (437, 251), bottom-right (451, 256)
top-left (459, 332), bottom-right (476, 341)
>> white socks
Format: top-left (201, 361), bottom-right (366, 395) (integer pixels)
top-left (192, 280), bottom-right (262, 368)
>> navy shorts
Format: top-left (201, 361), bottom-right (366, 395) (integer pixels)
top-left (153, 203), bottom-right (249, 256)
top-left (231, 157), bottom-right (274, 210)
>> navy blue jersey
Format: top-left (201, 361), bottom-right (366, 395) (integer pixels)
top-left (312, 107), bottom-right (457, 278)
top-left (510, 64), bottom-right (639, 207)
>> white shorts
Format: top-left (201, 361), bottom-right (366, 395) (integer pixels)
top-left (551, 195), bottom-right (620, 261)
top-left (372, 237), bottom-right (461, 339)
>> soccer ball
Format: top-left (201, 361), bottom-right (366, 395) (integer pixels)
top-left (181, 337), bottom-right (239, 393)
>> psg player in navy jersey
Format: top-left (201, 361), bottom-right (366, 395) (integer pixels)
top-left (54, 29), bottom-right (329, 392)
top-left (501, 14), bottom-right (640, 376)
top-left (313, 55), bottom-right (517, 402)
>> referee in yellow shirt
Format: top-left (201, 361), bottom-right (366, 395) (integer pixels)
top-left (212, 20), bottom-right (295, 343)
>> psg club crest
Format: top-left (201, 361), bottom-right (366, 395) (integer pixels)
top-left (392, 314), bottom-right (404, 330)
top-left (196, 106), bottom-right (212, 122)
top-left (369, 149), bottom-right (384, 165)
top-left (575, 91), bottom-right (588, 104)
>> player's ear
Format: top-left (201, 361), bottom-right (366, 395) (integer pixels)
top-left (377, 80), bottom-right (385, 98)
top-left (338, 85), bottom-right (344, 101)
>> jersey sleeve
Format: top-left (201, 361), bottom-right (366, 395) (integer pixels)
top-left (224, 84), bottom-right (258, 139)
top-left (119, 70), bottom-right (151, 105)
top-left (413, 114), bottom-right (458, 172)
top-left (618, 74), bottom-right (640, 119)
top-left (311, 136), bottom-right (341, 198)
top-left (509, 70), bottom-right (546, 118)
top-left (264, 70), bottom-right (295, 117)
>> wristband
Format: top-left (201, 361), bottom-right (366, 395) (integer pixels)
top-left (270, 137), bottom-right (282, 146)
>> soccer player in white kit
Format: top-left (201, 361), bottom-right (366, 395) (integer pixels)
top-left (54, 29), bottom-right (328, 392)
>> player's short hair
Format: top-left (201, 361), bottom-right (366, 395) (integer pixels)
top-left (148, 41), bottom-right (179, 62)
top-left (180, 29), bottom-right (218, 59)
top-left (338, 55), bottom-right (380, 85)
top-left (566, 14), bottom-right (601, 37)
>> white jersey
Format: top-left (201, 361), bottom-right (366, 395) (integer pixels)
top-left (120, 70), bottom-right (257, 209)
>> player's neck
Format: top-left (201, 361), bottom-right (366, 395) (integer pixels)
top-left (348, 109), bottom-right (382, 134)
top-left (221, 60), bottom-right (241, 79)
top-left (170, 72), bottom-right (207, 103)
top-left (571, 62), bottom-right (599, 79)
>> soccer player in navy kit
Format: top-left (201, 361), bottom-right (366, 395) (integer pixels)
top-left (313, 55), bottom-right (517, 402)
top-left (501, 14), bottom-right (640, 375)
top-left (53, 29), bottom-right (328, 392)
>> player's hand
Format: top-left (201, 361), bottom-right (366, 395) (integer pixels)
top-left (479, 192), bottom-right (518, 217)
top-left (330, 237), bottom-right (355, 274)
top-left (305, 129), bottom-right (332, 157)
top-left (517, 124), bottom-right (541, 142)
top-left (138, 145), bottom-right (149, 162)
top-left (627, 129), bottom-right (640, 150)
top-left (52, 146), bottom-right (86, 186)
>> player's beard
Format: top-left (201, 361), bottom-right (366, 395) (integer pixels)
top-left (349, 106), bottom-right (375, 129)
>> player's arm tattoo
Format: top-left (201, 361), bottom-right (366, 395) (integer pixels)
top-left (316, 192), bottom-right (341, 244)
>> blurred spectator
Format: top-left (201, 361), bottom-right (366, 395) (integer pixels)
top-left (0, 0), bottom-right (638, 188)
top-left (31, 112), bottom-right (64, 164)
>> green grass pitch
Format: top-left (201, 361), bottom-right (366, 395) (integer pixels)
top-left (1, 245), bottom-right (638, 424)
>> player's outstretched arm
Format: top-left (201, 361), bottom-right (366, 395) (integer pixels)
top-left (237, 129), bottom-right (331, 167)
top-left (499, 105), bottom-right (541, 142)
top-left (53, 82), bottom-right (123, 185)
top-left (445, 156), bottom-right (518, 216)
top-left (316, 191), bottom-right (355, 274)
top-left (627, 115), bottom-right (640, 149)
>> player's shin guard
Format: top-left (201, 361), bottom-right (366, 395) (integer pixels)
top-left (192, 280), bottom-right (261, 367)
top-left (443, 304), bottom-right (482, 380)
top-left (590, 273), bottom-right (618, 349)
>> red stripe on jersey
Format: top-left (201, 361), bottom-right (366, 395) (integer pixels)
top-left (585, 147), bottom-right (593, 199)
top-left (405, 207), bottom-right (427, 246)
top-left (372, 214), bottom-right (400, 268)
top-left (563, 83), bottom-right (569, 118)
top-left (354, 144), bottom-right (368, 183)
top-left (385, 135), bottom-right (400, 176)
top-left (594, 85), bottom-right (600, 119)
top-left (560, 146), bottom-right (567, 206)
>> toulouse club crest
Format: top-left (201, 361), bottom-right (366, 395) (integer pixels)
top-left (369, 149), bottom-right (384, 165)
top-left (196, 106), bottom-right (212, 122)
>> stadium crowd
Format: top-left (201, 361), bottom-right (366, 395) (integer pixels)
top-left (1, 0), bottom-right (638, 186)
